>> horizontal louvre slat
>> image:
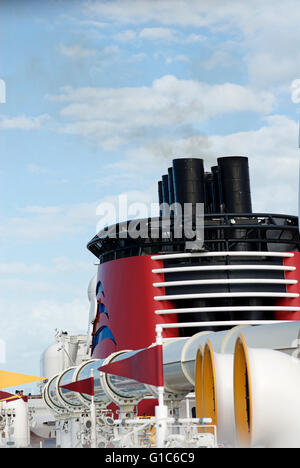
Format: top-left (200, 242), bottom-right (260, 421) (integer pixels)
top-left (155, 306), bottom-right (300, 314)
top-left (154, 292), bottom-right (299, 301)
top-left (153, 278), bottom-right (297, 288)
top-left (152, 265), bottom-right (295, 274)
top-left (151, 251), bottom-right (294, 261)
top-left (157, 320), bottom-right (289, 328)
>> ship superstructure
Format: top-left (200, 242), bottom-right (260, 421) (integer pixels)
top-left (3, 156), bottom-right (300, 448)
top-left (87, 156), bottom-right (300, 358)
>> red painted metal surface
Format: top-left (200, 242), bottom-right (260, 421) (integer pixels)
top-left (98, 345), bottom-right (164, 387)
top-left (275, 252), bottom-right (300, 320)
top-left (91, 255), bottom-right (178, 359)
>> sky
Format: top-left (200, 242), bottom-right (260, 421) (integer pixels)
top-left (1, 0), bottom-right (300, 391)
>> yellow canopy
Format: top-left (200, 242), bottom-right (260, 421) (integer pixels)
top-left (0, 370), bottom-right (46, 390)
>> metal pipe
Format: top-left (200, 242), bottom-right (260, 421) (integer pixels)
top-left (202, 340), bottom-right (235, 446)
top-left (43, 320), bottom-right (300, 440)
top-left (217, 156), bottom-right (252, 214)
top-left (172, 158), bottom-right (205, 218)
top-left (195, 321), bottom-right (300, 447)
top-left (168, 167), bottom-right (175, 207)
top-left (158, 181), bottom-right (163, 217)
top-left (234, 334), bottom-right (300, 448)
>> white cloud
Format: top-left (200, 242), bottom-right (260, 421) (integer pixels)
top-left (27, 164), bottom-right (52, 175)
top-left (49, 75), bottom-right (274, 150)
top-left (81, 1), bottom-right (300, 90)
top-left (59, 43), bottom-right (120, 65)
top-left (126, 114), bottom-right (299, 215)
top-left (0, 114), bottom-right (50, 130)
top-left (113, 29), bottom-right (137, 42)
top-left (139, 27), bottom-right (178, 42)
top-left (81, 0), bottom-right (297, 34)
top-left (166, 54), bottom-right (190, 65)
top-left (23, 205), bottom-right (62, 214)
top-left (51, 257), bottom-right (92, 273)
top-left (0, 257), bottom-right (92, 276)
top-left (0, 201), bottom-right (99, 241)
top-left (128, 52), bottom-right (147, 62)
top-left (73, 19), bottom-right (108, 29)
top-left (3, 0), bottom-right (300, 385)
top-left (139, 28), bottom-right (205, 44)
top-left (208, 115), bottom-right (299, 214)
top-left (59, 43), bottom-right (98, 59)
top-left (247, 50), bottom-right (300, 89)
top-left (0, 192), bottom-right (164, 244)
top-left (0, 78), bottom-right (6, 103)
top-left (113, 26), bottom-right (205, 45)
top-left (95, 187), bottom-right (159, 231)
top-left (0, 252), bottom-right (95, 376)
top-left (82, 0), bottom-right (245, 27)
top-left (202, 50), bottom-right (233, 70)
top-left (0, 295), bottom-right (89, 373)
top-left (184, 33), bottom-right (205, 43)
top-left (28, 298), bottom-right (88, 333)
top-left (0, 263), bottom-right (49, 275)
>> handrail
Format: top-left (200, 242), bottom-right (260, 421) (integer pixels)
top-left (87, 213), bottom-right (300, 262)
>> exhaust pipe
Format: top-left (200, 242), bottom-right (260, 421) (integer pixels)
top-left (205, 321), bottom-right (300, 355)
top-left (168, 167), bottom-right (175, 208)
top-left (234, 334), bottom-right (300, 448)
top-left (211, 165), bottom-right (223, 213)
top-left (172, 158), bottom-right (205, 215)
top-left (201, 340), bottom-right (235, 446)
top-left (162, 331), bottom-right (212, 394)
top-left (161, 174), bottom-right (170, 218)
top-left (194, 347), bottom-right (204, 418)
top-left (44, 321), bottom-right (300, 411)
top-left (195, 321), bottom-right (300, 447)
top-left (158, 180), bottom-right (163, 218)
top-left (44, 320), bottom-right (300, 448)
top-left (217, 156), bottom-right (252, 214)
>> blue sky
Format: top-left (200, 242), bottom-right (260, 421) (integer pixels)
top-left (1, 0), bottom-right (300, 391)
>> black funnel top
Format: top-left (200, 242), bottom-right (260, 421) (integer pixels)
top-left (204, 171), bottom-right (216, 214)
top-left (158, 180), bottom-right (163, 206)
top-left (211, 165), bottom-right (223, 213)
top-left (217, 156), bottom-right (252, 213)
top-left (172, 158), bottom-right (205, 208)
top-left (158, 180), bottom-right (163, 217)
top-left (168, 167), bottom-right (175, 206)
top-left (161, 174), bottom-right (170, 205)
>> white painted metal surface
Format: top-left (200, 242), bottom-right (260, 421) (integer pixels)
top-left (154, 292), bottom-right (299, 301)
top-left (153, 278), bottom-right (297, 287)
top-left (235, 339), bottom-right (300, 448)
top-left (151, 251), bottom-right (295, 260)
top-left (152, 264), bottom-right (295, 274)
top-left (155, 306), bottom-right (300, 315)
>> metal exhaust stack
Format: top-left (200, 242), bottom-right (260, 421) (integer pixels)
top-left (158, 180), bottom-right (163, 218)
top-left (168, 167), bottom-right (175, 207)
top-left (211, 165), bottom-right (223, 213)
top-left (195, 347), bottom-right (204, 418)
top-left (234, 334), bottom-right (300, 448)
top-left (233, 336), bottom-right (252, 448)
top-left (217, 156), bottom-right (252, 214)
top-left (201, 341), bottom-right (235, 446)
top-left (172, 158), bottom-right (205, 218)
top-left (204, 171), bottom-right (216, 214)
top-left (217, 156), bottom-right (253, 254)
top-left (171, 158), bottom-right (206, 334)
top-left (194, 322), bottom-right (300, 447)
top-left (161, 174), bottom-right (170, 218)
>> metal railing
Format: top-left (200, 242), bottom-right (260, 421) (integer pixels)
top-left (87, 213), bottom-right (300, 263)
